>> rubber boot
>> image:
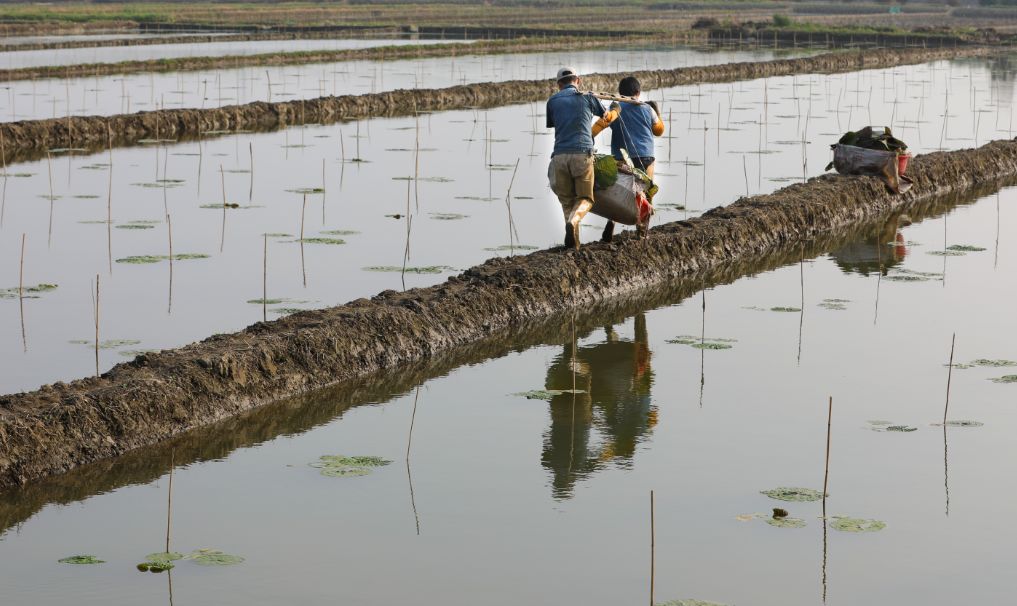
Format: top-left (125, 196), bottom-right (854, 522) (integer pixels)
top-left (601, 221), bottom-right (615, 243)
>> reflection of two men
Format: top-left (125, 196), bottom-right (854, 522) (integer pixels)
top-left (542, 313), bottom-right (656, 499)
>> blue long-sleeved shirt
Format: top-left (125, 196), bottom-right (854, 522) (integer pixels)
top-left (610, 103), bottom-right (658, 160)
top-left (546, 85), bottom-right (606, 157)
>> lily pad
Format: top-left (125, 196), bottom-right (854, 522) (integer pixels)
top-left (829, 517), bottom-right (886, 532)
top-left (513, 389), bottom-right (587, 401)
top-left (770, 306), bottom-right (801, 312)
top-left (766, 516), bottom-right (807, 529)
top-left (310, 455), bottom-right (391, 478)
top-left (667, 335), bottom-right (737, 350)
top-left (990, 375), bottom-right (1017, 383)
top-left (188, 549), bottom-right (245, 566)
top-left (144, 552), bottom-right (184, 565)
top-left (761, 487), bottom-right (824, 502)
top-left (59, 555), bottom-right (104, 565)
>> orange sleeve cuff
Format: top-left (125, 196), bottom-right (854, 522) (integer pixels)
top-left (592, 108), bottom-right (620, 137)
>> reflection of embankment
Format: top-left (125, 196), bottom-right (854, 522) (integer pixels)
top-left (0, 46), bottom-right (996, 163)
top-left (0, 35), bottom-right (676, 83)
top-left (0, 172), bottom-right (1002, 526)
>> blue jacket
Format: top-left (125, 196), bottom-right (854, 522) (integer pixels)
top-left (610, 103), bottom-right (657, 160)
top-left (546, 85), bottom-right (605, 157)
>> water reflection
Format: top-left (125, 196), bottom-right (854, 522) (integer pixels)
top-left (829, 213), bottom-right (909, 277)
top-left (542, 313), bottom-right (656, 499)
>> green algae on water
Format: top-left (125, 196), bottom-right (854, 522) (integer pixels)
top-left (59, 555), bottom-right (104, 564)
top-left (513, 389), bottom-right (587, 401)
top-left (829, 517), bottom-right (886, 532)
top-left (761, 487), bottom-right (824, 502)
top-left (311, 455), bottom-right (391, 478)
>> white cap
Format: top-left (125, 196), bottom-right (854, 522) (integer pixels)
top-left (555, 67), bottom-right (578, 82)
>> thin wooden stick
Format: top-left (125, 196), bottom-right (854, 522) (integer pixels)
top-left (822, 396), bottom-right (833, 518)
top-left (504, 158), bottom-right (521, 251)
top-left (944, 333), bottom-right (956, 425)
top-left (262, 233), bottom-right (268, 322)
top-left (165, 450), bottom-right (174, 553)
top-left (94, 274), bottom-right (100, 378)
top-left (19, 233), bottom-right (26, 350)
top-left (219, 164), bottom-right (226, 252)
top-left (106, 122), bottom-right (113, 273)
top-left (649, 489), bottom-right (656, 606)
top-left (414, 114), bottom-right (420, 212)
top-left (406, 386), bottom-right (421, 535)
top-left (0, 127), bottom-right (7, 227)
top-left (249, 142), bottom-right (254, 201)
top-left (46, 150), bottom-right (54, 248)
top-left (300, 193), bottom-right (307, 287)
top-left (167, 213), bottom-right (173, 313)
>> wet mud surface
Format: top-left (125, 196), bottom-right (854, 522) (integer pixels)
top-left (0, 46), bottom-right (996, 163)
top-left (2, 137), bottom-right (1017, 491)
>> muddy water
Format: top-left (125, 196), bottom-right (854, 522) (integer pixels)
top-left (0, 37), bottom-right (469, 70)
top-left (1, 54), bottom-right (1015, 394)
top-left (0, 46), bottom-right (806, 121)
top-left (0, 176), bottom-right (1015, 605)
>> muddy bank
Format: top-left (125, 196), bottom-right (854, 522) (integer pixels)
top-left (0, 46), bottom-right (996, 163)
top-left (0, 34), bottom-right (679, 83)
top-left (0, 31), bottom-right (358, 54)
top-left (2, 137), bottom-right (1017, 491)
top-left (0, 182), bottom-right (989, 532)
top-left (708, 24), bottom-right (1010, 49)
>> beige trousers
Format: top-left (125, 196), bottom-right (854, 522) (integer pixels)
top-left (548, 153), bottom-right (595, 223)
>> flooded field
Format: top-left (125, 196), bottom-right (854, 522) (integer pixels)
top-left (0, 167), bottom-right (1014, 604)
top-left (1, 54), bottom-right (1014, 394)
top-left (0, 36), bottom-right (470, 70)
top-left (0, 46), bottom-right (806, 120)
top-left (0, 32), bottom-right (233, 47)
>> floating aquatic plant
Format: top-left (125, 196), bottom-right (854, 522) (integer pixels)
top-left (429, 212), bottom-right (469, 220)
top-left (761, 487), bottom-right (824, 502)
top-left (884, 269), bottom-right (943, 282)
top-left (767, 516), bottom-right (807, 529)
top-left (132, 180), bottom-right (184, 189)
top-left (971, 359), bottom-right (1017, 368)
top-left (927, 250), bottom-right (966, 257)
top-left (190, 549), bottom-right (245, 566)
top-left (667, 335), bottom-right (736, 350)
top-left (829, 517), bottom-right (885, 533)
top-left (391, 176), bottom-right (453, 183)
top-left (59, 555), bottom-right (104, 565)
top-left (291, 237), bottom-right (346, 245)
top-left (990, 375), bottom-right (1017, 384)
top-left (321, 229), bottom-right (360, 236)
top-left (362, 265), bottom-right (454, 274)
top-left (946, 244), bottom-right (986, 252)
top-left (70, 339), bottom-right (141, 349)
top-left (818, 298), bottom-right (849, 310)
top-left (270, 307), bottom-right (306, 316)
top-left (310, 455), bottom-right (391, 477)
top-left (286, 187), bottom-right (325, 194)
top-left (1, 283), bottom-right (57, 299)
top-left (116, 254), bottom-right (209, 264)
top-left (933, 420), bottom-right (984, 427)
top-left (263, 232), bottom-right (293, 238)
top-left (770, 306), bottom-right (801, 312)
top-left (513, 389), bottom-right (587, 401)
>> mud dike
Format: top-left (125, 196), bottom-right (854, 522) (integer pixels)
top-left (2, 137), bottom-right (1017, 490)
top-left (0, 46), bottom-right (997, 163)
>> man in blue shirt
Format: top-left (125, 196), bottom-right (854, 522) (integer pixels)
top-left (546, 67), bottom-right (619, 249)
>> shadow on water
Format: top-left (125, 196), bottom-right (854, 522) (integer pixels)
top-left (0, 176), bottom-right (1011, 536)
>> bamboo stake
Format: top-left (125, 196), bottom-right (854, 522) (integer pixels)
top-left (19, 233), bottom-right (27, 351)
top-left (0, 127), bottom-right (7, 228)
top-left (219, 164), bottom-right (226, 253)
top-left (649, 489), bottom-right (656, 606)
top-left (94, 274), bottom-right (100, 378)
top-left (504, 158), bottom-right (520, 251)
top-left (106, 122), bottom-right (113, 273)
top-left (406, 386), bottom-right (421, 535)
top-left (414, 114), bottom-right (420, 212)
top-left (46, 150), bottom-right (54, 248)
top-left (249, 142), bottom-right (254, 201)
top-left (165, 450), bottom-right (174, 553)
top-left (300, 193), bottom-right (307, 288)
top-left (167, 213), bottom-right (173, 313)
top-left (266, 231), bottom-right (270, 321)
top-left (944, 333), bottom-right (956, 425)
top-left (822, 396), bottom-right (833, 518)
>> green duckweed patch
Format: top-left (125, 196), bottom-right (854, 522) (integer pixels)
top-left (770, 306), bottom-right (802, 312)
top-left (362, 265), bottom-right (455, 274)
top-left (119, 349), bottom-right (157, 357)
top-left (885, 269), bottom-right (943, 282)
top-left (289, 237), bottom-right (346, 245)
top-left (59, 555), bottom-right (104, 565)
top-left (138, 549), bottom-right (243, 572)
top-left (116, 254), bottom-right (210, 264)
top-left (829, 517), bottom-right (886, 533)
top-left (990, 375), bottom-right (1017, 384)
top-left (972, 359), bottom-right (1017, 368)
top-left (667, 335), bottom-right (737, 350)
top-left (513, 389), bottom-right (587, 401)
top-left (310, 455), bottom-right (392, 478)
top-left (73, 194), bottom-right (100, 199)
top-left (0, 172), bottom-right (34, 178)
top-left (761, 487), bottom-right (824, 502)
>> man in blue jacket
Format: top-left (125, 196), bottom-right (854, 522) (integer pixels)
top-left (546, 67), bottom-right (619, 249)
